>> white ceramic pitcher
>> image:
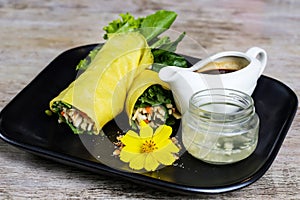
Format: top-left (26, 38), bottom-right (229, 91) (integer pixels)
top-left (158, 47), bottom-right (267, 114)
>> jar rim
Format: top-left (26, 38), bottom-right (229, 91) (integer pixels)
top-left (189, 88), bottom-right (254, 122)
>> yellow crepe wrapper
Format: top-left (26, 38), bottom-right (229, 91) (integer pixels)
top-left (125, 70), bottom-right (170, 126)
top-left (49, 32), bottom-right (153, 134)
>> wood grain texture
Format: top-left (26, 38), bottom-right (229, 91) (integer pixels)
top-left (0, 0), bottom-right (299, 199)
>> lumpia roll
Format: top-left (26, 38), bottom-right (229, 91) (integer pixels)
top-left (50, 32), bottom-right (153, 135)
top-left (126, 70), bottom-right (181, 130)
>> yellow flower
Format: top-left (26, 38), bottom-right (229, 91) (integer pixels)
top-left (119, 121), bottom-right (180, 171)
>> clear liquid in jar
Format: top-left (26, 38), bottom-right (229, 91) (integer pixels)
top-left (182, 121), bottom-right (258, 164)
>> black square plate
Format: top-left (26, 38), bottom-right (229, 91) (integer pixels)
top-left (0, 44), bottom-right (297, 194)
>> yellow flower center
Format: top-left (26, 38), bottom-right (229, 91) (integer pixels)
top-left (141, 140), bottom-right (158, 153)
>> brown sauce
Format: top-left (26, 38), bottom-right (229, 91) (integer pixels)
top-left (201, 68), bottom-right (237, 74)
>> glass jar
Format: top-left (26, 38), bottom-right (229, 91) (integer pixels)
top-left (182, 88), bottom-right (259, 164)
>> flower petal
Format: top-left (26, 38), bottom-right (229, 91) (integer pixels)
top-left (144, 154), bottom-right (160, 171)
top-left (118, 124), bottom-right (179, 171)
top-left (139, 120), bottom-right (148, 128)
top-left (152, 150), bottom-right (176, 165)
top-left (158, 140), bottom-right (180, 153)
top-left (122, 144), bottom-right (142, 154)
top-left (153, 125), bottom-right (172, 146)
top-left (120, 149), bottom-right (139, 163)
top-left (129, 153), bottom-right (147, 170)
top-left (139, 124), bottom-right (153, 139)
top-left (120, 130), bottom-right (142, 146)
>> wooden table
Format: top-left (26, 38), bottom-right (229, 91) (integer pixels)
top-left (0, 0), bottom-right (299, 199)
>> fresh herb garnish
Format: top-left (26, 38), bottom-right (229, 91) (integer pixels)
top-left (139, 10), bottom-right (177, 42)
top-left (75, 46), bottom-right (101, 71)
top-left (103, 10), bottom-right (177, 44)
top-left (102, 10), bottom-right (187, 71)
top-left (77, 10), bottom-right (188, 71)
top-left (151, 49), bottom-right (188, 72)
top-left (150, 31), bottom-right (186, 52)
top-left (134, 85), bottom-right (173, 108)
top-left (103, 13), bottom-right (144, 40)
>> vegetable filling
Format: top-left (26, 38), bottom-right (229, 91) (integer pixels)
top-left (51, 101), bottom-right (97, 134)
top-left (132, 85), bottom-right (181, 129)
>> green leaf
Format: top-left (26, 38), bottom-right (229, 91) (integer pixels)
top-left (102, 13), bottom-right (143, 40)
top-left (102, 10), bottom-right (177, 43)
top-left (140, 10), bottom-right (177, 42)
top-left (151, 49), bottom-right (188, 72)
top-left (150, 36), bottom-right (171, 49)
top-left (156, 32), bottom-right (186, 52)
top-left (134, 85), bottom-right (174, 109)
top-left (78, 11), bottom-right (187, 73)
top-left (76, 46), bottom-right (102, 71)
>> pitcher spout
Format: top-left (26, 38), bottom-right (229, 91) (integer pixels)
top-left (159, 66), bottom-right (195, 114)
top-left (159, 66), bottom-right (186, 83)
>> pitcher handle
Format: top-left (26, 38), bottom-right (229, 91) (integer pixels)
top-left (246, 47), bottom-right (267, 76)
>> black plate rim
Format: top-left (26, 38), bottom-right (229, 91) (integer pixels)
top-left (0, 44), bottom-right (298, 195)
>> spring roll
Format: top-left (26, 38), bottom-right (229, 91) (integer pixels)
top-left (126, 70), bottom-right (181, 129)
top-left (50, 32), bottom-right (153, 135)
